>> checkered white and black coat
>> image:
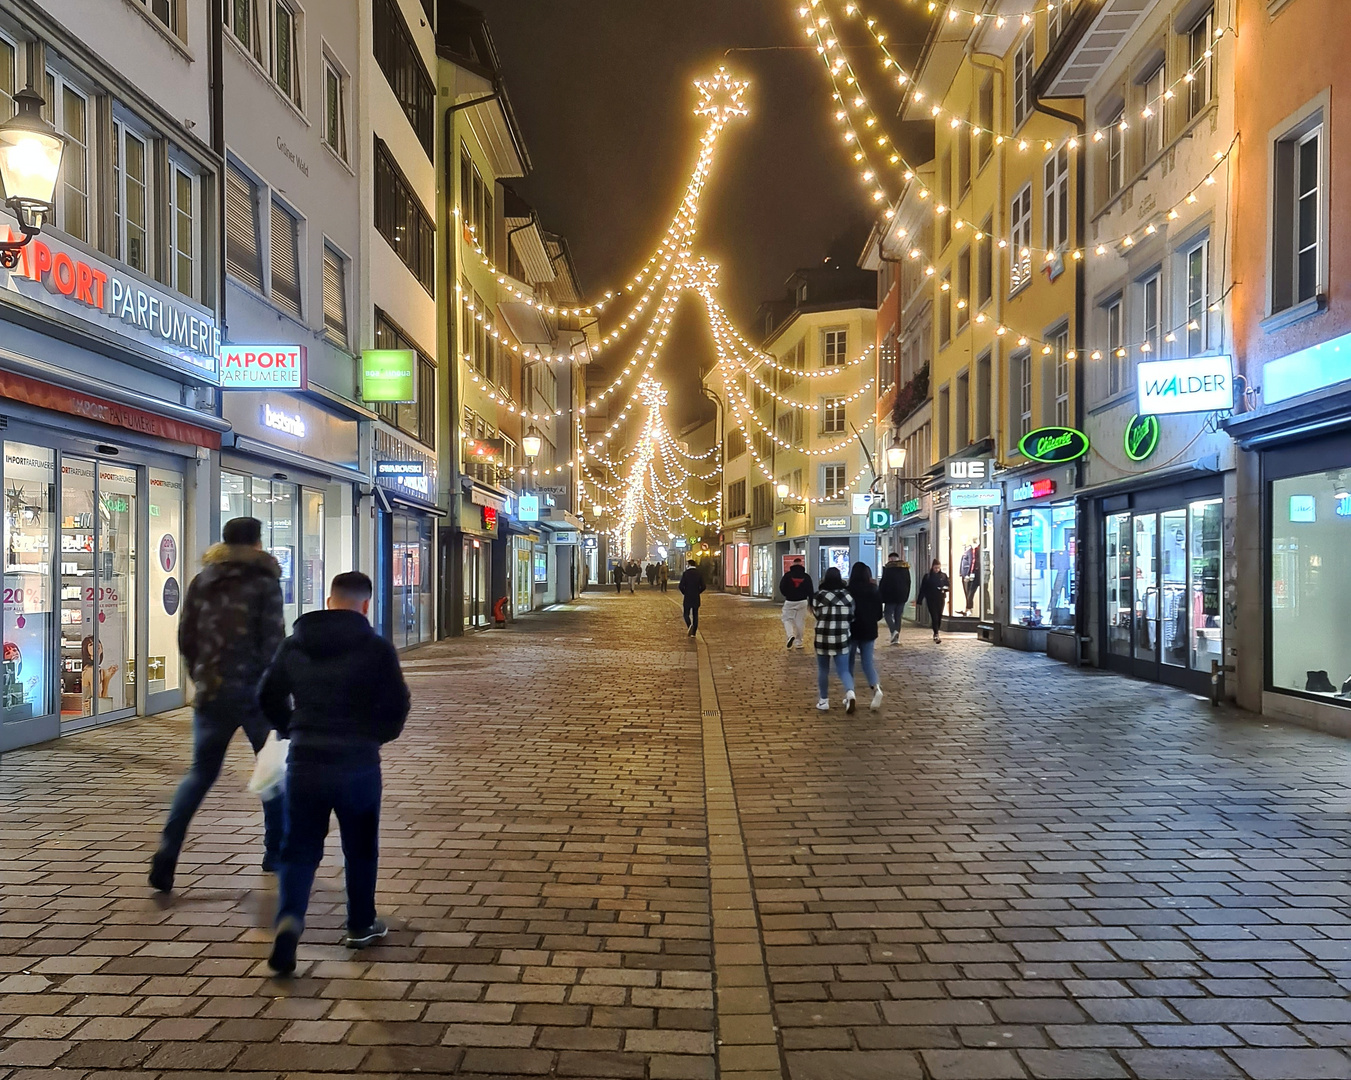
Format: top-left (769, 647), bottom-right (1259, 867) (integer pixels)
top-left (811, 587), bottom-right (855, 655)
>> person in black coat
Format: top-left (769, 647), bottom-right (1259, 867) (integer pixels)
top-left (847, 562), bottom-right (884, 711)
top-left (878, 552), bottom-right (912, 645)
top-left (678, 560), bottom-right (706, 637)
top-left (259, 571), bottom-right (411, 974)
top-left (778, 559), bottom-right (815, 649)
top-left (611, 562), bottom-right (623, 594)
top-left (915, 559), bottom-right (951, 642)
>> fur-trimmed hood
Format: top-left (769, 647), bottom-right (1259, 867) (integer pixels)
top-left (201, 543), bottom-right (281, 577)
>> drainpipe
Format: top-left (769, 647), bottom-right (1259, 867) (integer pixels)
top-left (1033, 94), bottom-right (1088, 654)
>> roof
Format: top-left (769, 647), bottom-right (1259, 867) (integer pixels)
top-left (756, 263), bottom-right (877, 347)
top-left (437, 0), bottom-right (532, 176)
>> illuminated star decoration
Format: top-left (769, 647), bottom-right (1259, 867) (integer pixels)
top-left (682, 256), bottom-right (720, 294)
top-left (694, 66), bottom-right (750, 127)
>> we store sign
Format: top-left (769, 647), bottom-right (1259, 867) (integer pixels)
top-left (219, 345), bottom-right (307, 390)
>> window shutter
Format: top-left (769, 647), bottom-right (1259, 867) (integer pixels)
top-left (322, 246), bottom-right (348, 346)
top-left (225, 163), bottom-right (262, 291)
top-left (270, 201), bottom-right (302, 318)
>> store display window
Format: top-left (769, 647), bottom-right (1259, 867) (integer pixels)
top-left (723, 544), bottom-right (736, 587)
top-left (753, 545), bottom-right (772, 596)
top-left (221, 471), bottom-right (326, 630)
top-left (737, 542), bottom-right (751, 589)
top-left (148, 467), bottom-right (185, 698)
top-left (1010, 501), bottom-right (1076, 628)
top-left (1271, 473), bottom-right (1351, 703)
top-left (937, 506), bottom-right (993, 619)
top-left (3, 444), bottom-right (55, 723)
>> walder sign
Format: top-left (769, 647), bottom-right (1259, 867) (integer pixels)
top-left (1137, 356), bottom-right (1234, 415)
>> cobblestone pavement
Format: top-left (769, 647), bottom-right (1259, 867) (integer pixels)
top-left (2, 589), bottom-right (1351, 1080)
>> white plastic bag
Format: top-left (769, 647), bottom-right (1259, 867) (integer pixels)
top-left (247, 731), bottom-right (289, 800)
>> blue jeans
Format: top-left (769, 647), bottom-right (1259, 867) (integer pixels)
top-left (159, 704), bottom-right (284, 865)
top-left (849, 639), bottom-right (879, 688)
top-left (883, 603), bottom-right (904, 634)
top-left (816, 652), bottom-right (855, 699)
top-left (277, 763), bottom-right (382, 933)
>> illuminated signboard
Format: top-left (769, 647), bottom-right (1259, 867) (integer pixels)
top-left (867, 507), bottom-right (893, 529)
top-left (900, 497), bottom-right (921, 516)
top-left (1012, 478), bottom-right (1057, 501)
top-left (946, 458), bottom-right (996, 485)
top-left (1137, 356), bottom-right (1234, 415)
top-left (950, 487), bottom-right (1002, 508)
top-left (261, 403), bottom-right (305, 438)
top-left (1124, 414), bottom-right (1160, 462)
top-left (815, 516), bottom-right (849, 531)
top-left (518, 495), bottom-right (540, 522)
top-left (361, 350), bottom-right (416, 402)
top-left (1018, 426), bottom-right (1089, 464)
top-left (375, 460), bottom-right (425, 478)
top-left (219, 345), bottom-right (307, 390)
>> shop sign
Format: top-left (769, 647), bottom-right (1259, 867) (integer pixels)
top-left (360, 350), bottom-right (416, 402)
top-left (1136, 356), bottom-right (1234, 415)
top-left (1264, 329), bottom-right (1351, 404)
top-left (900, 497), bottom-right (921, 517)
top-left (375, 460), bottom-right (425, 478)
top-left (1124, 414), bottom-right (1161, 462)
top-left (518, 494), bottom-right (540, 522)
top-left (851, 492), bottom-right (878, 514)
top-left (674, 538), bottom-right (686, 549)
top-left (946, 458), bottom-right (996, 485)
top-left (1019, 426), bottom-right (1089, 464)
top-left (550, 531), bottom-right (579, 545)
top-left (1338, 495), bottom-right (1351, 518)
top-left (776, 521), bottom-right (786, 536)
top-left (1010, 509), bottom-right (1034, 529)
top-left (482, 506), bottom-right (498, 530)
top-left (261, 402), bottom-right (306, 438)
top-left (868, 508), bottom-right (893, 530)
top-left (584, 535), bottom-right (599, 549)
top-left (1, 220), bottom-right (220, 380)
top-left (219, 345), bottom-right (307, 390)
top-left (1012, 478), bottom-right (1057, 501)
top-left (950, 487), bottom-right (1002, 509)
top-left (815, 516), bottom-right (849, 531)
top-left (1289, 495), bottom-right (1315, 523)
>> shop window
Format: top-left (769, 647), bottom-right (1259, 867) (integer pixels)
top-left (1271, 473), bottom-right (1351, 702)
top-left (3, 444), bottom-right (56, 722)
top-left (1271, 109), bottom-right (1324, 314)
top-left (324, 57), bottom-right (349, 162)
top-left (372, 0), bottom-right (435, 157)
top-left (1009, 184), bottom-right (1032, 293)
top-left (1189, 500), bottom-right (1223, 671)
top-left (113, 123), bottom-right (150, 272)
top-left (269, 198), bottom-right (302, 319)
top-left (225, 161), bottom-right (263, 291)
top-left (1184, 6), bottom-right (1214, 122)
top-left (147, 467), bottom-right (184, 697)
top-left (322, 244), bottom-right (349, 348)
top-left (1105, 512), bottom-right (1133, 657)
top-left (1009, 502), bottom-right (1076, 628)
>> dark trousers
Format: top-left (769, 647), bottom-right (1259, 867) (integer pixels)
top-left (277, 763), bottom-right (382, 932)
top-left (883, 603), bottom-right (903, 634)
top-left (683, 600), bottom-right (700, 633)
top-left (614, 579), bottom-right (622, 593)
top-left (159, 703), bottom-right (284, 864)
top-left (927, 601), bottom-right (944, 634)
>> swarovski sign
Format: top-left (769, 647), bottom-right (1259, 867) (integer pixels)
top-left (1137, 355), bottom-right (1235, 415)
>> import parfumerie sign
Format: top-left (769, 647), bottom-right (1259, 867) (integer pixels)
top-left (1136, 356), bottom-right (1234, 415)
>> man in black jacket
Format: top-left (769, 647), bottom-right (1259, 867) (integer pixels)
top-left (878, 552), bottom-right (913, 646)
top-left (151, 517), bottom-right (285, 894)
top-left (678, 560), bottom-right (705, 637)
top-left (260, 571), bottom-right (410, 975)
top-left (778, 559), bottom-right (814, 650)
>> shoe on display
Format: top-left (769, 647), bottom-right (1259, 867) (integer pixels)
top-left (844, 691), bottom-right (857, 715)
top-left (870, 686), bottom-right (883, 711)
top-left (816, 699), bottom-right (830, 712)
top-left (1306, 670), bottom-right (1337, 694)
top-left (269, 917), bottom-right (301, 976)
top-left (342, 919), bottom-right (389, 949)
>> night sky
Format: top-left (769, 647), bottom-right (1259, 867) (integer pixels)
top-left (473, 0), bottom-right (929, 428)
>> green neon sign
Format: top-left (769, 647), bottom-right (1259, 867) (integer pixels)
top-left (1124, 414), bottom-right (1160, 462)
top-left (1019, 425), bottom-right (1089, 464)
top-left (900, 497), bottom-right (921, 516)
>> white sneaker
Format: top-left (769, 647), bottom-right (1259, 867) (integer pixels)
top-left (796, 643), bottom-right (805, 650)
top-left (844, 691), bottom-right (857, 715)
top-left (870, 686), bottom-right (883, 711)
top-left (890, 632), bottom-right (899, 645)
top-left (816, 698), bottom-right (830, 712)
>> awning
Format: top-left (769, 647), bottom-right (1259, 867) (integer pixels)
top-left (391, 496), bottom-right (447, 518)
top-left (230, 435), bottom-right (371, 485)
top-left (498, 301), bottom-right (553, 346)
top-left (467, 483), bottom-right (508, 512)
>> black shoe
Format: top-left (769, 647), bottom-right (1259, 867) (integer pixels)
top-left (149, 850), bottom-right (176, 894)
top-left (269, 917), bottom-right (301, 975)
top-left (342, 919), bottom-right (389, 949)
top-left (786, 637), bottom-right (794, 649)
top-left (261, 852), bottom-right (279, 874)
top-left (1307, 670), bottom-right (1337, 693)
top-left (687, 626), bottom-right (696, 637)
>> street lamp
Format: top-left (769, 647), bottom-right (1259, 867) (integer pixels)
top-left (0, 88), bottom-right (65, 269)
top-left (886, 443), bottom-right (907, 472)
top-left (776, 482), bottom-right (805, 512)
top-left (522, 427), bottom-right (543, 461)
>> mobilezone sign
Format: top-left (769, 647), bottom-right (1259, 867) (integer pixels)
top-left (1137, 356), bottom-right (1235, 415)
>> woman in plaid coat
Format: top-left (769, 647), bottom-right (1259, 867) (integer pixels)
top-left (811, 566), bottom-right (857, 713)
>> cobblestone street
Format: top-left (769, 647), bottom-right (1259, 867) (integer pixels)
top-left (4, 589), bottom-right (1351, 1080)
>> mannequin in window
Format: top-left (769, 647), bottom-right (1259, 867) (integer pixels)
top-left (959, 541), bottom-right (980, 615)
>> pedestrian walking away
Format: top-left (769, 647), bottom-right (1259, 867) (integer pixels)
top-left (811, 566), bottom-right (856, 712)
top-left (626, 559), bottom-right (640, 593)
top-left (658, 561), bottom-right (669, 592)
top-left (915, 558), bottom-right (951, 643)
top-left (678, 559), bottom-right (705, 636)
top-left (878, 551), bottom-right (912, 645)
top-left (259, 571), bottom-right (411, 975)
top-left (150, 516), bottom-right (285, 894)
top-left (847, 561), bottom-right (884, 711)
top-left (611, 562), bottom-right (623, 594)
top-left (778, 558), bottom-right (814, 649)
top-left (646, 562), bottom-right (657, 587)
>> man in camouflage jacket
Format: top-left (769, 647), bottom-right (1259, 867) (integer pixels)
top-left (150, 517), bottom-right (286, 893)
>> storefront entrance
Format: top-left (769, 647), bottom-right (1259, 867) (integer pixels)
top-left (222, 473), bottom-right (326, 629)
top-left (391, 513), bottom-right (434, 649)
top-left (1102, 491), bottom-right (1222, 691)
top-left (937, 506), bottom-right (995, 620)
